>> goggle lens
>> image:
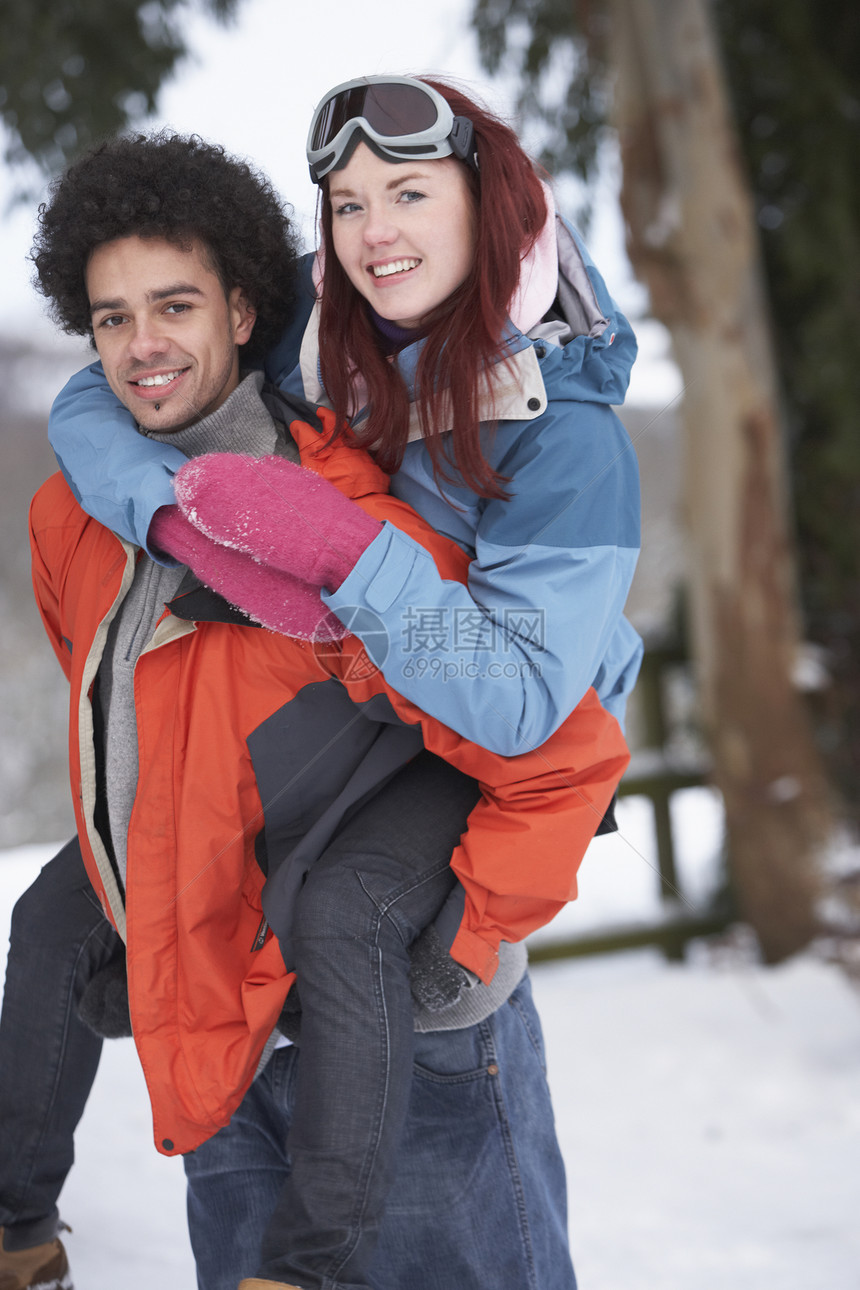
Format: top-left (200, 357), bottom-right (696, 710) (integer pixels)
top-left (311, 83), bottom-right (441, 151)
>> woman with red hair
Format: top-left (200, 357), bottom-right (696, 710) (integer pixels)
top-left (42, 77), bottom-right (643, 1290)
top-left (246, 75), bottom-right (643, 759)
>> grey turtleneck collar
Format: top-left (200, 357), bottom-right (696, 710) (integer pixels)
top-left (145, 369), bottom-right (278, 461)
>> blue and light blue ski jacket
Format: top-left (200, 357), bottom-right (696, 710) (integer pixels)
top-left (48, 216), bottom-right (642, 756)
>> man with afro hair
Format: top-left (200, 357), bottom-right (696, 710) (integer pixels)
top-left (0, 129), bottom-right (593, 1290)
top-left (33, 130), bottom-right (301, 363)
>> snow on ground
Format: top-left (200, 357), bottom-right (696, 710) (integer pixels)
top-left (543, 951), bottom-right (860, 1289)
top-left (2, 808), bottom-right (860, 1289)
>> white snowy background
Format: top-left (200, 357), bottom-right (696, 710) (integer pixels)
top-left (3, 793), bottom-right (860, 1290)
top-left (2, 2), bottom-right (859, 1287)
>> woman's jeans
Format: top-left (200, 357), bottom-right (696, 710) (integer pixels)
top-left (185, 974), bottom-right (576, 1290)
top-left (252, 753), bottom-right (486, 1289)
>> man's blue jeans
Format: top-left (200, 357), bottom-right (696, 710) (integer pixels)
top-left (184, 973), bottom-right (576, 1290)
top-left (0, 837), bottom-right (121, 1249)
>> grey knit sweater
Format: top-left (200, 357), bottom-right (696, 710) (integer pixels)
top-left (97, 372), bottom-right (279, 885)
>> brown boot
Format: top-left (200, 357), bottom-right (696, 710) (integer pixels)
top-left (0, 1227), bottom-right (72, 1290)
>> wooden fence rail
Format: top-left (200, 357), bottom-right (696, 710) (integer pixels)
top-left (530, 644), bottom-right (734, 964)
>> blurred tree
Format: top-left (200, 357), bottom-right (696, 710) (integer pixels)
top-left (0, 0), bottom-right (241, 185)
top-left (472, 0), bottom-right (857, 960)
top-left (712, 0), bottom-right (860, 838)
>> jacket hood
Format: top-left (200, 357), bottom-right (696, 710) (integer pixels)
top-left (505, 183), bottom-right (636, 407)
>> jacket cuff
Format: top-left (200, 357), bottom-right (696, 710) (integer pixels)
top-left (449, 926), bottom-right (500, 985)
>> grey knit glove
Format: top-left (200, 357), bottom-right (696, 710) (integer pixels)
top-left (77, 951), bottom-right (132, 1038)
top-left (408, 924), bottom-right (474, 1013)
top-left (277, 981), bottom-right (303, 1044)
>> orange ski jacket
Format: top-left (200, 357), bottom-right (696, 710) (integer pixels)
top-left (30, 393), bottom-right (629, 1157)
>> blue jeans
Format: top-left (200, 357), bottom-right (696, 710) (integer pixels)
top-left (185, 974), bottom-right (576, 1290)
top-left (0, 838), bottom-right (121, 1249)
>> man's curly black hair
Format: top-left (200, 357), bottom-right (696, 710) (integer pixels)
top-left (31, 131), bottom-right (302, 362)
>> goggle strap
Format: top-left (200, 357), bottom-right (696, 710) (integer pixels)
top-left (449, 117), bottom-right (478, 171)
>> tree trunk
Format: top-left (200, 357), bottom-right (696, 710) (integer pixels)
top-left (606, 0), bottom-right (831, 960)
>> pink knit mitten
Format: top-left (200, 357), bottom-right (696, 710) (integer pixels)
top-left (173, 454), bottom-right (383, 591)
top-left (148, 506), bottom-right (348, 641)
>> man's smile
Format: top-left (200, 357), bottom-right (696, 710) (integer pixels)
top-left (126, 366), bottom-right (191, 401)
top-left (133, 368), bottom-right (189, 387)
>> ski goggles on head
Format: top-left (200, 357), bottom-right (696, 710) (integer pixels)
top-left (307, 75), bottom-right (477, 184)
